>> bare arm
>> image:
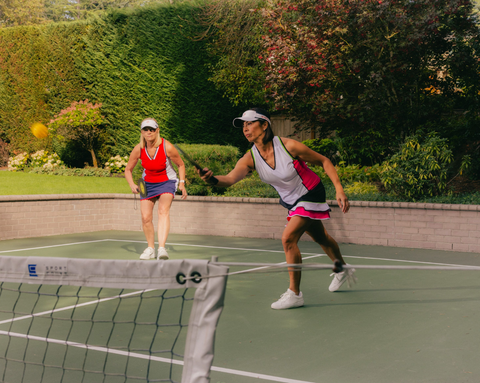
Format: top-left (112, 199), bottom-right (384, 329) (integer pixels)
top-left (283, 138), bottom-right (350, 213)
top-left (198, 151), bottom-right (254, 187)
top-left (125, 144), bottom-right (141, 194)
top-left (165, 140), bottom-right (187, 199)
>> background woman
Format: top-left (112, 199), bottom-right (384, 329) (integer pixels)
top-left (125, 118), bottom-right (187, 260)
top-left (199, 108), bottom-right (356, 309)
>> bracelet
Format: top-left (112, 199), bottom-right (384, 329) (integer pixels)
top-left (179, 180), bottom-right (185, 183)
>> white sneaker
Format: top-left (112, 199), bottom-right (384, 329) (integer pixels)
top-left (329, 264), bottom-right (357, 292)
top-left (139, 247), bottom-right (155, 260)
top-left (271, 289), bottom-right (304, 310)
top-left (157, 247), bottom-right (169, 260)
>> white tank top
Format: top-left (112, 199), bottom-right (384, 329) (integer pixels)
top-left (251, 136), bottom-right (322, 207)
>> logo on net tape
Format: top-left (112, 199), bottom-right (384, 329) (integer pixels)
top-left (27, 263), bottom-right (68, 277)
top-left (28, 264), bottom-right (38, 277)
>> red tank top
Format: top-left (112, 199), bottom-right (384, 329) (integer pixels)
top-left (140, 139), bottom-right (178, 183)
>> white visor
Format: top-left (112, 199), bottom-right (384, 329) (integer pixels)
top-left (233, 110), bottom-right (271, 128)
top-left (140, 119), bottom-right (159, 130)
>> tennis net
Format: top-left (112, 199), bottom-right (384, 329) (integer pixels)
top-left (0, 256), bottom-right (228, 383)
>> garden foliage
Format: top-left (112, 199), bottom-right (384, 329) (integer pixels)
top-left (8, 150), bottom-right (64, 171)
top-left (48, 100), bottom-right (105, 168)
top-left (302, 138), bottom-right (339, 163)
top-left (0, 2), bottom-right (245, 167)
top-left (174, 143), bottom-right (240, 196)
top-left (380, 133), bottom-right (454, 200)
top-left (204, 0), bottom-right (480, 166)
top-left (260, 0), bottom-right (480, 164)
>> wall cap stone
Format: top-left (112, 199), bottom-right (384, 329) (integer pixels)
top-left (1, 194), bottom-right (479, 211)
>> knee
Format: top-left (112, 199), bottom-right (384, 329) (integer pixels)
top-left (282, 233), bottom-right (297, 251)
top-left (158, 206), bottom-right (171, 218)
top-left (141, 213), bottom-right (153, 225)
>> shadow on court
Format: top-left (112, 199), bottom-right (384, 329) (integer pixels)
top-left (1, 230), bottom-right (479, 383)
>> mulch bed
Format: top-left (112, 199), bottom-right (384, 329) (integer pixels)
top-left (448, 176), bottom-right (480, 194)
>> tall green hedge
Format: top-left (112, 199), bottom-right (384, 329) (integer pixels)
top-left (0, 2), bottom-right (246, 165)
top-left (0, 23), bottom-right (87, 154)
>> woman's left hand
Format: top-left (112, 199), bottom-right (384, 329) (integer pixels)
top-left (179, 182), bottom-right (188, 200)
top-left (336, 190), bottom-right (350, 214)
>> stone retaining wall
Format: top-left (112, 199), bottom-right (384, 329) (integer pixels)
top-left (1, 194), bottom-right (479, 253)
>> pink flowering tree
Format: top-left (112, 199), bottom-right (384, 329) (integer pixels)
top-left (260, 0), bottom-right (480, 164)
top-left (48, 100), bottom-right (104, 168)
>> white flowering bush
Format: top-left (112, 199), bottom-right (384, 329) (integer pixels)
top-left (30, 150), bottom-right (65, 170)
top-left (8, 150), bottom-right (64, 172)
top-left (105, 155), bottom-right (128, 173)
top-left (7, 152), bottom-right (29, 171)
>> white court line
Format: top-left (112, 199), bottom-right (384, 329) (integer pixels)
top-left (0, 331), bottom-right (315, 383)
top-left (113, 239), bottom-right (478, 269)
top-left (0, 289), bottom-right (155, 325)
top-left (0, 239), bottom-right (111, 254)
top-left (1, 238), bottom-right (476, 268)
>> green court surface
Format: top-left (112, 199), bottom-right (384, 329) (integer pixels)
top-left (1, 231), bottom-right (480, 383)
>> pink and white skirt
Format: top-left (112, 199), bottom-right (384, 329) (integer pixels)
top-left (287, 201), bottom-right (331, 221)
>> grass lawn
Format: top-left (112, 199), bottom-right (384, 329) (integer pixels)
top-left (0, 171), bottom-right (131, 195)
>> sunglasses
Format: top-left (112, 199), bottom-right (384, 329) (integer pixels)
top-left (142, 127), bottom-right (157, 132)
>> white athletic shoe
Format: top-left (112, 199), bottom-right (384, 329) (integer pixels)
top-left (139, 247), bottom-right (155, 260)
top-left (157, 247), bottom-right (169, 260)
top-left (329, 264), bottom-right (357, 292)
top-left (271, 289), bottom-right (304, 310)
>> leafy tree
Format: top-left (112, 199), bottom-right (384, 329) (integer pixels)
top-left (0, 0), bottom-right (173, 25)
top-left (48, 100), bottom-right (105, 168)
top-left (198, 0), bottom-right (268, 107)
top-left (0, 0), bottom-right (47, 27)
top-left (260, 0), bottom-right (480, 164)
top-left (44, 0), bottom-right (173, 22)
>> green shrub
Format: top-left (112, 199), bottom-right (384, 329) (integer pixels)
top-left (302, 138), bottom-right (338, 161)
top-left (223, 172), bottom-right (279, 198)
top-left (177, 144), bottom-right (239, 196)
top-left (380, 132), bottom-right (454, 200)
top-left (344, 181), bottom-right (378, 195)
top-left (309, 162), bottom-right (381, 186)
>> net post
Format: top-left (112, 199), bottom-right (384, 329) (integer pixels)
top-left (181, 262), bottom-right (229, 383)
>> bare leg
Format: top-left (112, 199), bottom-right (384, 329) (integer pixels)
top-left (157, 193), bottom-right (174, 248)
top-left (281, 216), bottom-right (313, 295)
top-left (305, 220), bottom-right (347, 265)
top-left (140, 199), bottom-right (156, 248)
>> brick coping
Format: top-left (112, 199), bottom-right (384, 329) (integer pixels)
top-left (1, 194), bottom-right (479, 211)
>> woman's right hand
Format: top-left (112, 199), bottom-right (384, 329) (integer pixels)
top-left (130, 183), bottom-right (139, 194)
top-left (198, 168), bottom-right (216, 184)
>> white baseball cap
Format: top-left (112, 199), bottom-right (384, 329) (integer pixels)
top-left (140, 118), bottom-right (158, 130)
top-left (233, 110), bottom-right (271, 128)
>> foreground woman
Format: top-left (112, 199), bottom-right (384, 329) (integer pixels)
top-left (199, 108), bottom-right (356, 309)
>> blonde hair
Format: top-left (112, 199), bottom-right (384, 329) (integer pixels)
top-left (140, 118), bottom-right (162, 148)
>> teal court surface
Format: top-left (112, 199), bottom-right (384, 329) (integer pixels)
top-left (1, 231), bottom-right (480, 383)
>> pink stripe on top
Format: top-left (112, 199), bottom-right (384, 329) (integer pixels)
top-left (293, 159), bottom-right (321, 191)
